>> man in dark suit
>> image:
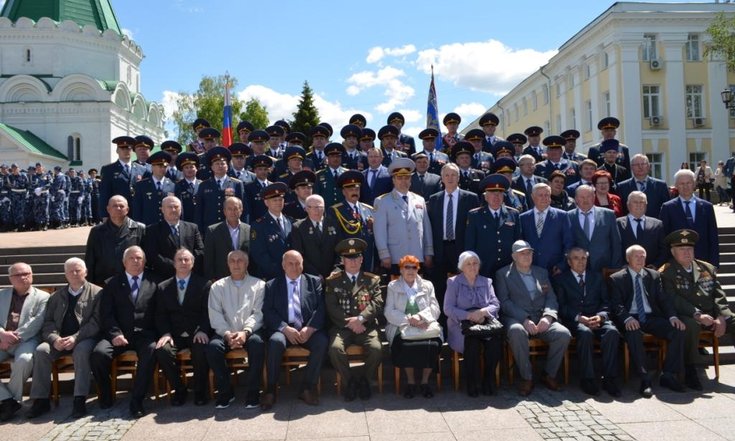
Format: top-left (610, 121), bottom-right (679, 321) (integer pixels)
top-left (291, 194), bottom-right (339, 279)
top-left (260, 251), bottom-right (327, 410)
top-left (154, 249), bottom-right (211, 406)
top-left (616, 154), bottom-right (670, 218)
top-left (143, 196), bottom-right (204, 279)
top-left (132, 151), bottom-right (176, 226)
top-left (616, 191), bottom-right (667, 268)
top-left (660, 169), bottom-right (719, 266)
top-left (98, 136), bottom-right (150, 220)
top-left (173, 153), bottom-right (202, 224)
top-left (250, 183), bottom-right (292, 280)
top-left (567, 185), bottom-right (623, 273)
top-left (410, 152), bottom-right (443, 201)
top-left (90, 246), bottom-right (160, 417)
top-left (554, 248), bottom-right (620, 396)
top-left (195, 147), bottom-right (245, 235)
top-left (520, 183), bottom-right (573, 276)
top-left (513, 155), bottom-right (547, 209)
top-left (566, 159), bottom-right (597, 196)
top-left (609, 245), bottom-right (686, 397)
top-left (203, 197), bottom-right (250, 282)
top-left (361, 147), bottom-right (393, 205)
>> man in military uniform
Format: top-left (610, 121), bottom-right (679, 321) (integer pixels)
top-left (99, 136), bottom-right (149, 220)
top-left (285, 132), bottom-right (307, 148)
top-left (341, 124), bottom-right (365, 170)
top-left (316, 143), bottom-right (349, 208)
top-left (329, 171), bottom-right (376, 273)
top-left (494, 158), bottom-right (528, 212)
top-left (465, 174), bottom-right (522, 278)
top-left (49, 166), bottom-right (67, 229)
top-left (236, 120), bottom-right (254, 144)
top-left (535, 136), bottom-right (580, 186)
top-left (67, 168), bottom-right (85, 227)
top-left (453, 142), bottom-right (485, 197)
top-left (465, 129), bottom-right (493, 173)
top-left (306, 125), bottom-right (330, 171)
top-left (660, 229), bottom-right (735, 391)
top-left (325, 238), bottom-right (383, 401)
top-left (79, 170), bottom-right (93, 226)
top-left (244, 155), bottom-right (274, 223)
top-left (598, 139), bottom-right (630, 190)
top-left (132, 151), bottom-right (177, 226)
top-left (7, 164), bottom-right (29, 231)
top-left (195, 127), bottom-right (221, 181)
top-left (410, 152), bottom-right (443, 201)
top-left (522, 126), bottom-right (545, 162)
top-left (418, 128), bottom-right (449, 175)
top-left (283, 170), bottom-right (315, 221)
top-left (291, 194), bottom-right (340, 279)
top-left (0, 165), bottom-right (11, 231)
top-left (275, 146), bottom-right (307, 197)
top-left (588, 117), bottom-right (631, 170)
top-left (506, 133), bottom-right (527, 162)
top-left (195, 147), bottom-right (245, 234)
top-left (88, 168), bottom-right (101, 225)
top-left (161, 141), bottom-right (183, 182)
top-left (359, 128), bottom-right (376, 156)
top-left (174, 153), bottom-right (201, 224)
top-left (29, 163), bottom-right (50, 231)
top-left (188, 118), bottom-right (210, 154)
top-left (249, 183), bottom-right (292, 280)
top-left (228, 143), bottom-right (255, 184)
top-left (133, 135), bottom-right (154, 172)
top-left (442, 113), bottom-right (463, 151)
top-left (479, 112), bottom-right (503, 150)
top-left (388, 112), bottom-right (416, 156)
top-left (378, 125), bottom-right (406, 167)
top-left (561, 130), bottom-right (586, 162)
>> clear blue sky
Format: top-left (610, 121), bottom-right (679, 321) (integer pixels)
top-left (110, 0), bottom-right (706, 137)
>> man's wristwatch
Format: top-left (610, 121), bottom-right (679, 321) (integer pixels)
top-left (357, 315), bottom-right (365, 323)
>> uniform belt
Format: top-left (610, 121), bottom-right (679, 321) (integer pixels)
top-left (10, 189), bottom-right (26, 193)
top-left (69, 191), bottom-right (81, 194)
top-left (37, 190), bottom-right (48, 194)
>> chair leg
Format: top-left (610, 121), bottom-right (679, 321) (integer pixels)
top-left (377, 363), bottom-right (383, 394)
top-left (51, 363), bottom-right (60, 406)
top-left (336, 372), bottom-right (342, 395)
top-left (394, 367), bottom-right (400, 395)
top-left (713, 337), bottom-right (720, 379)
top-left (623, 345), bottom-right (629, 383)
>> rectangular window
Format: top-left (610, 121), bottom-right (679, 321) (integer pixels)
top-left (686, 34), bottom-right (700, 61)
top-left (642, 34), bottom-right (657, 61)
top-left (542, 84), bottom-right (549, 104)
top-left (568, 75), bottom-right (574, 90)
top-left (685, 85), bottom-right (704, 119)
top-left (544, 120), bottom-right (550, 134)
top-left (646, 153), bottom-right (663, 179)
top-left (603, 92), bottom-right (611, 117)
top-left (522, 97), bottom-right (528, 116)
top-left (555, 114), bottom-right (562, 133)
top-left (602, 52), bottom-right (609, 69)
top-left (642, 85), bottom-right (660, 118)
top-left (531, 91), bottom-right (538, 111)
top-left (689, 152), bottom-right (706, 171)
top-left (586, 100), bottom-right (593, 132)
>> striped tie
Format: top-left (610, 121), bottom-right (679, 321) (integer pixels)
top-left (291, 280), bottom-right (303, 329)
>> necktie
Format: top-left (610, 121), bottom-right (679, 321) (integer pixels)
top-left (177, 279), bottom-right (186, 305)
top-left (634, 218), bottom-right (643, 239)
top-left (124, 163), bottom-right (130, 176)
top-left (683, 200), bottom-right (694, 226)
top-left (316, 221), bottom-right (322, 237)
top-left (402, 195), bottom-right (408, 205)
top-left (536, 211), bottom-right (545, 236)
top-left (526, 179), bottom-right (533, 195)
top-left (351, 275), bottom-right (357, 287)
top-left (189, 181), bottom-right (195, 193)
top-left (578, 274), bottom-right (585, 290)
top-left (317, 152), bottom-right (323, 162)
top-left (634, 274), bottom-right (647, 324)
top-left (446, 193), bottom-right (454, 240)
top-left (217, 179), bottom-right (223, 190)
top-left (277, 217), bottom-right (284, 232)
top-left (429, 153), bottom-right (434, 162)
top-left (291, 280), bottom-right (303, 329)
top-left (171, 224), bottom-right (180, 246)
top-left (582, 211), bottom-right (591, 240)
top-left (236, 171), bottom-right (241, 179)
top-left (493, 211), bottom-right (499, 222)
top-left (156, 181), bottom-right (162, 191)
top-left (130, 275), bottom-right (139, 303)
top-left (333, 169), bottom-right (338, 179)
top-left (637, 180), bottom-right (646, 192)
top-left (369, 169), bottom-right (377, 189)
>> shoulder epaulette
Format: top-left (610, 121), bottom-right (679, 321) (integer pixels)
top-left (658, 262), bottom-right (670, 273)
top-left (332, 202), bottom-right (344, 209)
top-left (511, 189), bottom-right (525, 197)
top-left (326, 271), bottom-right (343, 281)
top-left (363, 271), bottom-right (380, 281)
top-left (361, 203), bottom-right (374, 210)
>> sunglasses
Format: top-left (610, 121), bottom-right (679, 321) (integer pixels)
top-left (402, 265), bottom-right (419, 270)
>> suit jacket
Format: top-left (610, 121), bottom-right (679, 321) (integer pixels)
top-left (553, 270), bottom-right (609, 326)
top-left (283, 200), bottom-right (307, 221)
top-left (361, 166), bottom-right (393, 205)
top-left (410, 172), bottom-right (443, 201)
top-left (204, 221), bottom-right (251, 281)
top-left (427, 189), bottom-right (480, 268)
top-left (512, 175), bottom-right (548, 209)
top-left (616, 176), bottom-right (670, 218)
top-left (567, 207), bottom-right (623, 272)
top-left (324, 271), bottom-right (383, 329)
top-left (660, 259), bottom-right (733, 319)
top-left (194, 176), bottom-right (245, 234)
top-left (380, 149), bottom-right (407, 167)
top-left (495, 263), bottom-right (559, 324)
top-left (131, 177), bottom-right (176, 226)
top-left (249, 214), bottom-right (292, 280)
top-left (42, 282), bottom-right (101, 344)
top-left (155, 274), bottom-right (212, 339)
top-left (609, 266), bottom-right (675, 327)
top-left (99, 272), bottom-right (160, 340)
top-left (143, 220), bottom-right (204, 279)
top-left (373, 190), bottom-right (434, 264)
top-left (262, 274), bottom-right (325, 334)
top-left (0, 287), bottom-right (50, 342)
top-left (291, 217), bottom-right (340, 278)
top-left (659, 197), bottom-right (719, 266)
top-left (84, 217), bottom-right (146, 286)
top-left (520, 207), bottom-right (573, 272)
top-left (616, 216), bottom-right (667, 268)
top-left (465, 205), bottom-right (522, 278)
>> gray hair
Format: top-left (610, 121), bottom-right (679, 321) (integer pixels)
top-left (518, 154), bottom-right (536, 166)
top-left (162, 195), bottom-right (182, 206)
top-left (441, 162), bottom-right (460, 176)
top-left (8, 262), bottom-right (31, 277)
top-left (565, 247), bottom-right (589, 259)
top-left (532, 182), bottom-right (551, 194)
top-left (627, 190), bottom-right (648, 205)
top-left (305, 194), bottom-right (324, 206)
top-left (227, 250), bottom-right (248, 262)
top-left (174, 248), bottom-right (195, 261)
top-left (631, 153), bottom-right (649, 166)
top-left (674, 169), bottom-right (696, 183)
top-left (574, 184), bottom-right (595, 198)
top-left (63, 257), bottom-right (86, 272)
top-left (122, 245), bottom-right (145, 261)
top-left (457, 251), bottom-right (481, 272)
top-left (625, 244), bottom-right (646, 260)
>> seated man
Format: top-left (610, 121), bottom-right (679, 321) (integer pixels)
top-left (27, 258), bottom-right (101, 419)
top-left (553, 248), bottom-right (620, 397)
top-left (90, 246), bottom-right (160, 418)
top-left (0, 263), bottom-right (49, 421)
top-left (609, 245), bottom-right (686, 398)
top-left (660, 229), bottom-right (735, 391)
top-left (325, 239), bottom-right (383, 401)
top-left (261, 251), bottom-right (327, 410)
top-left (205, 250), bottom-right (265, 409)
top-left (495, 241), bottom-right (571, 396)
top-left (154, 249), bottom-right (212, 407)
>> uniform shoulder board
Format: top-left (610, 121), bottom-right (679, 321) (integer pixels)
top-left (658, 262), bottom-right (670, 273)
top-left (332, 202), bottom-right (344, 209)
top-left (511, 189), bottom-right (525, 197)
top-left (326, 271), bottom-right (343, 281)
top-left (254, 216), bottom-right (265, 223)
top-left (230, 176), bottom-right (242, 183)
top-left (505, 206), bottom-right (520, 214)
top-left (468, 206), bottom-right (482, 213)
top-left (363, 271), bottom-right (380, 281)
top-left (361, 203), bottom-right (374, 210)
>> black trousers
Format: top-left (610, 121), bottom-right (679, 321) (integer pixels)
top-left (623, 315), bottom-right (685, 378)
top-left (463, 334), bottom-right (502, 386)
top-left (154, 336), bottom-right (209, 398)
top-left (570, 321), bottom-right (620, 379)
top-left (90, 332), bottom-right (156, 404)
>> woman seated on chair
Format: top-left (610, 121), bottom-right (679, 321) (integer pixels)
top-left (443, 251), bottom-right (503, 397)
top-left (384, 254), bottom-right (443, 399)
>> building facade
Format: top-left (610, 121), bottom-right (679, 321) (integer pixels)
top-left (471, 2), bottom-right (735, 181)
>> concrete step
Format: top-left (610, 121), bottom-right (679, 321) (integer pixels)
top-left (1, 245), bottom-right (85, 255)
top-left (720, 243), bottom-right (735, 253)
top-left (719, 253), bottom-right (735, 264)
top-left (0, 262), bottom-right (65, 274)
top-left (0, 253), bottom-right (83, 265)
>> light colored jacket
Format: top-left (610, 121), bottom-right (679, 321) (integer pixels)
top-left (384, 275), bottom-right (442, 344)
top-left (373, 190), bottom-right (434, 264)
top-left (0, 286), bottom-right (50, 343)
top-left (208, 275), bottom-right (264, 336)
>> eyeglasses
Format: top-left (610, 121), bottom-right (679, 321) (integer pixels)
top-left (402, 265), bottom-right (418, 270)
top-left (9, 272), bottom-right (31, 278)
top-left (306, 206), bottom-right (324, 210)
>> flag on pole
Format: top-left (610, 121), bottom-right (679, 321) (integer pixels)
top-left (222, 74), bottom-right (233, 147)
top-left (426, 65), bottom-right (442, 151)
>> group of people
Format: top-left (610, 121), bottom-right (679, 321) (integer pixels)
top-left (0, 111), bottom-right (730, 421)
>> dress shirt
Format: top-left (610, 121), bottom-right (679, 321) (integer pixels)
top-left (442, 189), bottom-right (459, 240)
top-left (627, 215), bottom-right (645, 238)
top-left (577, 207), bottom-right (596, 238)
top-left (679, 196), bottom-right (697, 223)
top-left (269, 212), bottom-right (285, 230)
top-left (626, 268), bottom-right (652, 317)
top-left (228, 222), bottom-right (240, 250)
top-left (126, 272), bottom-right (143, 302)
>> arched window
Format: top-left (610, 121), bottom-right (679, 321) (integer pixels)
top-left (67, 134), bottom-right (81, 161)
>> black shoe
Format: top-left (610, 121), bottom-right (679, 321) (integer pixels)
top-left (344, 378), bottom-right (357, 402)
top-left (420, 383), bottom-right (433, 398)
top-left (26, 399), bottom-right (51, 419)
top-left (215, 393), bottom-right (235, 409)
top-left (660, 373), bottom-right (686, 393)
top-left (244, 390), bottom-right (260, 409)
top-left (602, 378), bottom-right (621, 398)
top-left (71, 396), bottom-right (87, 418)
top-left (467, 384), bottom-right (479, 398)
top-left (685, 366), bottom-right (704, 391)
top-left (129, 401), bottom-right (146, 419)
top-left (580, 378), bottom-right (600, 396)
top-left (358, 377), bottom-right (371, 400)
top-left (194, 394), bottom-right (208, 406)
top-left (481, 379), bottom-right (495, 396)
top-left (0, 399), bottom-right (21, 422)
top-left (171, 389), bottom-right (187, 407)
top-left (639, 380), bottom-right (653, 398)
top-left (403, 384), bottom-right (416, 399)
top-left (98, 391), bottom-right (113, 410)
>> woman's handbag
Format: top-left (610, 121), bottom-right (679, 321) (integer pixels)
top-left (460, 312), bottom-right (504, 338)
top-left (401, 321), bottom-right (442, 340)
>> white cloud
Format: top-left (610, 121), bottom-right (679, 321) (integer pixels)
top-left (453, 102), bottom-right (487, 121)
top-left (366, 44), bottom-right (416, 64)
top-left (416, 39), bottom-right (557, 94)
top-left (121, 28), bottom-right (134, 40)
top-left (160, 90), bottom-right (182, 119)
top-left (346, 66), bottom-right (415, 114)
top-left (398, 109), bottom-right (422, 124)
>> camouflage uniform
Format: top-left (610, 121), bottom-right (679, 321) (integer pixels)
top-left (7, 172), bottom-right (29, 229)
top-left (30, 172), bottom-right (51, 230)
top-left (49, 172), bottom-right (67, 227)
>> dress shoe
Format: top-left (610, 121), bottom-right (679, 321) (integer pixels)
top-left (0, 399), bottom-right (21, 422)
top-left (98, 391), bottom-right (113, 410)
top-left (518, 379), bottom-right (534, 397)
top-left (260, 392), bottom-right (276, 411)
top-left (660, 373), bottom-right (686, 392)
top-left (129, 401), bottom-right (146, 419)
top-left (639, 379), bottom-right (653, 398)
top-left (171, 389), bottom-right (187, 407)
top-left (358, 377), bottom-right (371, 400)
top-left (602, 378), bottom-right (621, 398)
top-left (580, 378), bottom-right (599, 396)
top-left (481, 379), bottom-right (495, 396)
top-left (467, 384), bottom-right (479, 398)
top-left (194, 394), bottom-right (208, 406)
top-left (244, 390), bottom-right (260, 409)
top-left (403, 384), bottom-right (416, 399)
top-left (298, 388), bottom-right (319, 406)
top-left (541, 374), bottom-right (561, 391)
top-left (214, 393), bottom-right (235, 409)
top-left (26, 398), bottom-right (51, 419)
top-left (685, 366), bottom-right (703, 391)
top-left (420, 383), bottom-right (434, 398)
top-left (344, 378), bottom-right (357, 402)
top-left (71, 396), bottom-right (87, 419)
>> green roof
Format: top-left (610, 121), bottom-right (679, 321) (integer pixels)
top-left (0, 0), bottom-right (122, 34)
top-left (0, 123), bottom-right (68, 160)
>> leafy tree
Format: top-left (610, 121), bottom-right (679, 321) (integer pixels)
top-left (239, 98), bottom-right (270, 130)
top-left (290, 81), bottom-right (320, 142)
top-left (705, 12), bottom-right (735, 72)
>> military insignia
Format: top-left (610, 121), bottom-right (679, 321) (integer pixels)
top-left (328, 226), bottom-right (336, 235)
top-left (504, 221), bottom-right (515, 226)
top-left (251, 230), bottom-right (257, 240)
top-left (415, 204), bottom-right (424, 209)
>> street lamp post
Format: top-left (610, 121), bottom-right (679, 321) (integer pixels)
top-left (722, 88), bottom-right (735, 110)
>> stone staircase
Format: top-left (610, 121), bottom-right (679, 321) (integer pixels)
top-left (0, 245), bottom-right (85, 289)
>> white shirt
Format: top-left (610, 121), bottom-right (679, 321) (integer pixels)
top-left (679, 196), bottom-right (697, 222)
top-left (577, 207), bottom-right (595, 238)
top-left (442, 189), bottom-right (459, 240)
top-left (626, 268), bottom-right (652, 316)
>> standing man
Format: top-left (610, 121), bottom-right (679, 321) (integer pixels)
top-left (373, 158), bottom-right (434, 276)
top-left (132, 151), bottom-right (177, 226)
top-left (534, 135), bottom-right (580, 186)
top-left (388, 112), bottom-right (416, 156)
top-left (410, 152), bottom-right (443, 201)
top-left (441, 113), bottom-right (463, 151)
top-left (283, 170), bottom-right (315, 221)
top-left (597, 139), bottom-right (630, 190)
top-left (250, 183), bottom-right (292, 280)
top-left (228, 143), bottom-right (256, 185)
top-left (361, 147), bottom-right (392, 205)
top-left (6, 164), bottom-right (29, 231)
top-left (99, 136), bottom-right (149, 220)
top-left (378, 125), bottom-right (407, 167)
top-left (587, 117), bottom-right (631, 170)
top-left (195, 147), bottom-right (245, 235)
top-left (0, 263), bottom-right (49, 421)
top-left (616, 191), bottom-right (667, 268)
top-left (161, 140), bottom-right (183, 182)
top-left (91, 246), bottom-right (160, 417)
top-left (522, 126), bottom-right (545, 162)
top-left (465, 129), bottom-right (493, 173)
top-left (513, 154), bottom-right (547, 209)
top-left (325, 239), bottom-right (383, 401)
top-left (520, 183), bottom-right (573, 276)
top-left (291, 195), bottom-right (340, 279)
top-left (479, 112), bottom-right (503, 150)
top-left (244, 155), bottom-right (274, 223)
top-left (418, 128), bottom-right (449, 175)
top-left (174, 152), bottom-right (201, 224)
top-left (316, 143), bottom-right (348, 208)
top-left (561, 129), bottom-right (586, 162)
top-left (260, 251), bottom-right (327, 409)
top-left (616, 154), bottom-right (670, 218)
top-left (330, 171), bottom-right (376, 273)
top-left (27, 258), bottom-right (100, 419)
top-left (567, 185), bottom-right (623, 273)
top-left (203, 197), bottom-right (250, 282)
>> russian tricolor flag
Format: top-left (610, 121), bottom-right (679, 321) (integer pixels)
top-left (426, 65), bottom-right (441, 151)
top-left (222, 76), bottom-right (233, 147)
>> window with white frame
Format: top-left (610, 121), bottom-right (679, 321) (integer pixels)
top-left (555, 114), bottom-right (562, 133)
top-left (586, 100), bottom-right (593, 132)
top-left (642, 34), bottom-right (657, 61)
top-left (642, 85), bottom-right (660, 119)
top-left (686, 34), bottom-right (700, 61)
top-left (522, 97), bottom-right (528, 116)
top-left (531, 91), bottom-right (538, 111)
top-left (646, 153), bottom-right (663, 179)
top-left (689, 152), bottom-right (706, 170)
top-left (603, 91), bottom-right (611, 117)
top-left (542, 84), bottom-right (549, 104)
top-left (556, 82), bottom-right (561, 98)
top-left (685, 85), bottom-right (704, 119)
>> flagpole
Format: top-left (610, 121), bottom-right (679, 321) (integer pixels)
top-left (222, 72), bottom-right (233, 147)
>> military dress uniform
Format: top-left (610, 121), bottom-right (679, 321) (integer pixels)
top-left (249, 183), bottom-right (292, 280)
top-left (0, 174), bottom-right (11, 231)
top-left (328, 171), bottom-right (376, 273)
top-left (49, 169), bottom-right (67, 227)
top-left (30, 171), bottom-right (51, 230)
top-left (316, 166), bottom-right (348, 208)
top-left (173, 153), bottom-right (200, 224)
top-left (195, 175), bottom-right (244, 234)
top-left (132, 177), bottom-right (176, 226)
top-left (81, 174), bottom-right (94, 225)
top-left (98, 160), bottom-right (149, 219)
top-left (68, 173), bottom-right (84, 226)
